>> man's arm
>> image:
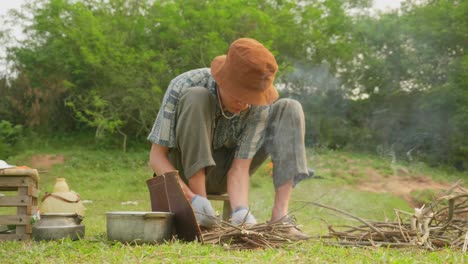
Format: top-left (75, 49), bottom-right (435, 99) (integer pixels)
top-left (227, 158), bottom-right (252, 210)
top-left (149, 143), bottom-right (196, 200)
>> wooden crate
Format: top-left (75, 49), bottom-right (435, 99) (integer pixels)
top-left (0, 168), bottom-right (39, 241)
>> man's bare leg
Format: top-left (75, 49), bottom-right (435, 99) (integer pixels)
top-left (270, 180), bottom-right (293, 222)
top-left (227, 160), bottom-right (251, 211)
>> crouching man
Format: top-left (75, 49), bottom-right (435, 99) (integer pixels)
top-left (148, 38), bottom-right (311, 239)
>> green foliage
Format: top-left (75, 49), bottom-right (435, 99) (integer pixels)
top-left (0, 120), bottom-right (23, 158)
top-left (4, 0), bottom-right (351, 142)
top-left (66, 90), bottom-right (123, 139)
top-left (0, 0), bottom-right (467, 169)
top-left (343, 0), bottom-right (468, 169)
top-left (6, 0), bottom-right (165, 140)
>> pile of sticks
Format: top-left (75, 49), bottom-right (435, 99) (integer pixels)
top-left (318, 180), bottom-right (467, 251)
top-left (202, 221), bottom-right (303, 250)
top-left (202, 181), bottom-right (466, 251)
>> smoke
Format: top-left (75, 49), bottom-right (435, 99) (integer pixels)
top-left (280, 62), bottom-right (341, 98)
top-left (279, 62), bottom-right (351, 149)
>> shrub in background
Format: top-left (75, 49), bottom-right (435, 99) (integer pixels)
top-left (0, 120), bottom-right (23, 158)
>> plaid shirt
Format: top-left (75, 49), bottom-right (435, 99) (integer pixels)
top-left (147, 68), bottom-right (270, 159)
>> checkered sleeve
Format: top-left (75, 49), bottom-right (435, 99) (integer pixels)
top-left (147, 79), bottom-right (180, 147)
top-left (234, 106), bottom-right (271, 159)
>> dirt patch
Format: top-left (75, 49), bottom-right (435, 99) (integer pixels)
top-left (357, 168), bottom-right (451, 207)
top-left (30, 154), bottom-right (65, 170)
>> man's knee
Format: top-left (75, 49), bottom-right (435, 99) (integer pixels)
top-left (272, 98), bottom-right (305, 121)
top-left (275, 98), bottom-right (303, 112)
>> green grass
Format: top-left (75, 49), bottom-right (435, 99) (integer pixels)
top-left (1, 141), bottom-right (467, 263)
top-left (1, 239), bottom-right (465, 263)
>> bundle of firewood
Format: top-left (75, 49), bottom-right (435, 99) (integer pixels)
top-left (202, 220), bottom-right (304, 250)
top-left (319, 180), bottom-right (467, 251)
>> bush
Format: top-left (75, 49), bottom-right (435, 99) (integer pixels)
top-left (0, 120), bottom-right (23, 158)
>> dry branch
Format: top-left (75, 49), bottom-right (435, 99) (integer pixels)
top-left (201, 219), bottom-right (306, 250)
top-left (201, 181), bottom-right (466, 251)
top-left (306, 181), bottom-right (467, 250)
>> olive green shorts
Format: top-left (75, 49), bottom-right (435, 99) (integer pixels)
top-left (168, 87), bottom-right (309, 194)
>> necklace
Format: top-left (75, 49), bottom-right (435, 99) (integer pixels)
top-left (216, 87), bottom-right (239, 120)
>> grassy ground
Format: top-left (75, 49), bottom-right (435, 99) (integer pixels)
top-left (0, 139), bottom-right (467, 263)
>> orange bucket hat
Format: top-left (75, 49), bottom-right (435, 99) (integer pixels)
top-left (210, 38), bottom-right (279, 106)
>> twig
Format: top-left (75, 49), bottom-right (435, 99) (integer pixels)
top-left (324, 241), bottom-right (415, 248)
top-left (317, 182), bottom-right (467, 251)
top-left (395, 210), bottom-right (409, 242)
top-left (295, 201), bottom-right (387, 241)
top-left (463, 231), bottom-right (468, 253)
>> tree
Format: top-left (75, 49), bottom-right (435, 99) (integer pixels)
top-left (343, 0), bottom-right (468, 168)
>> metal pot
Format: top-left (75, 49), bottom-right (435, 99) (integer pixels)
top-left (106, 211), bottom-right (174, 244)
top-left (32, 213), bottom-right (85, 241)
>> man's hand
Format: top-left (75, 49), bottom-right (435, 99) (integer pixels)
top-left (231, 207), bottom-right (257, 226)
top-left (190, 195), bottom-right (217, 228)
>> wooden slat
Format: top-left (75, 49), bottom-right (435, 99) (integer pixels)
top-left (0, 196), bottom-right (31, 206)
top-left (0, 234), bottom-right (29, 241)
top-left (207, 194), bottom-right (230, 201)
top-left (16, 186), bottom-right (28, 236)
top-left (0, 168), bottom-right (39, 182)
top-left (0, 215), bottom-right (30, 225)
top-left (17, 189), bottom-right (27, 212)
top-left (0, 177), bottom-right (33, 189)
top-left (18, 187), bottom-right (28, 214)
